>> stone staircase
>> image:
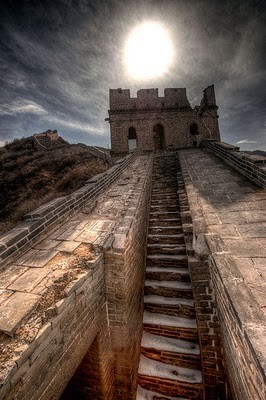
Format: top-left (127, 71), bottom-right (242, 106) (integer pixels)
top-left (136, 153), bottom-right (204, 400)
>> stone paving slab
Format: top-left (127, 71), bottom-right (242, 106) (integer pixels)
top-left (17, 249), bottom-right (58, 268)
top-left (55, 240), bottom-right (80, 252)
top-left (8, 268), bottom-right (50, 293)
top-left (0, 290), bottom-right (13, 305)
top-left (0, 265), bottom-right (29, 288)
top-left (0, 292), bottom-right (40, 336)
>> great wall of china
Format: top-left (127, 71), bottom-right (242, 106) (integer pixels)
top-left (0, 86), bottom-right (265, 400)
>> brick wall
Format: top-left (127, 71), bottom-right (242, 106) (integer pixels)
top-left (203, 140), bottom-right (266, 188)
top-left (60, 329), bottom-right (115, 400)
top-left (206, 242), bottom-right (266, 400)
top-left (104, 155), bottom-right (153, 399)
top-left (0, 255), bottom-right (109, 400)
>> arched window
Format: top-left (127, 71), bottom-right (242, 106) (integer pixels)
top-left (189, 123), bottom-right (199, 135)
top-left (128, 127), bottom-right (137, 151)
top-left (153, 124), bottom-right (165, 150)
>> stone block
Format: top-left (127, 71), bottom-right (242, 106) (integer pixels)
top-left (225, 238), bottom-right (266, 258)
top-left (8, 268), bottom-right (50, 293)
top-left (0, 265), bottom-right (29, 289)
top-left (17, 249), bottom-right (58, 268)
top-left (0, 229), bottom-right (27, 249)
top-left (0, 292), bottom-right (40, 336)
top-left (10, 360), bottom-right (30, 388)
top-left (112, 234), bottom-right (127, 253)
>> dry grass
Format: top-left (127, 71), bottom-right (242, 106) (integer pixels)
top-left (0, 137), bottom-right (112, 234)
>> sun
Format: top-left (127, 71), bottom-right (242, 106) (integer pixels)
top-left (124, 22), bottom-right (173, 80)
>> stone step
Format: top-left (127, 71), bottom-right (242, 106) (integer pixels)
top-left (151, 196), bottom-right (178, 203)
top-left (150, 211), bottom-right (181, 219)
top-left (144, 295), bottom-right (194, 307)
top-left (144, 280), bottom-right (193, 299)
top-left (149, 227), bottom-right (184, 235)
top-left (150, 205), bottom-right (179, 212)
top-left (147, 244), bottom-right (186, 256)
top-left (146, 259), bottom-right (188, 269)
top-left (140, 331), bottom-right (201, 371)
top-left (136, 385), bottom-right (189, 400)
top-left (149, 218), bottom-right (182, 227)
top-left (143, 311), bottom-right (197, 329)
top-left (150, 192), bottom-right (178, 197)
top-left (146, 255), bottom-right (188, 269)
top-left (141, 330), bottom-right (199, 353)
top-left (144, 302), bottom-right (196, 319)
top-left (143, 325), bottom-right (199, 344)
top-left (145, 267), bottom-right (190, 282)
top-left (138, 355), bottom-right (203, 399)
top-left (138, 354), bottom-right (202, 383)
top-left (148, 234), bottom-right (184, 245)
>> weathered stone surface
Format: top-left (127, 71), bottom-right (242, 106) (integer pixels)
top-left (17, 249), bottom-right (58, 268)
top-left (0, 292), bottom-right (40, 336)
top-left (8, 268), bottom-right (50, 293)
top-left (0, 266), bottom-right (29, 289)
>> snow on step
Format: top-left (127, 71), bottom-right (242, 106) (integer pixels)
top-left (146, 267), bottom-right (189, 274)
top-left (136, 385), bottom-right (189, 400)
top-left (143, 311), bottom-right (197, 329)
top-left (141, 331), bottom-right (200, 355)
top-left (144, 295), bottom-right (194, 307)
top-left (145, 280), bottom-right (192, 289)
top-left (138, 354), bottom-right (202, 383)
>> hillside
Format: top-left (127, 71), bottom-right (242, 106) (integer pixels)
top-left (0, 132), bottom-right (113, 234)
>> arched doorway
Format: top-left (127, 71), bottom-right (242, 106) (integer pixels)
top-left (153, 124), bottom-right (165, 150)
top-left (189, 122), bottom-right (199, 147)
top-left (128, 127), bottom-right (137, 151)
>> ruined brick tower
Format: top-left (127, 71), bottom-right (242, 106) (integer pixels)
top-left (107, 84), bottom-right (220, 154)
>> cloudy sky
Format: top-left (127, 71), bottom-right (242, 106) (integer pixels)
top-left (0, 0), bottom-right (265, 150)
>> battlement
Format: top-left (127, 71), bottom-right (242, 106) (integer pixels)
top-left (110, 87), bottom-right (192, 110)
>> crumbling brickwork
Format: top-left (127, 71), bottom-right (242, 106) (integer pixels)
top-left (108, 85), bottom-right (220, 154)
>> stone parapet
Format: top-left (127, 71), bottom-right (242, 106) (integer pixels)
top-left (203, 140), bottom-right (266, 188)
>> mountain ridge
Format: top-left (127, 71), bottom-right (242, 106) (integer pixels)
top-left (0, 132), bottom-right (112, 234)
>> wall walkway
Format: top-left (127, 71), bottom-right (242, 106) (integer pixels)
top-left (179, 148), bottom-right (266, 400)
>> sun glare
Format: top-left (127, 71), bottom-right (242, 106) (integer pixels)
top-left (124, 22), bottom-right (173, 80)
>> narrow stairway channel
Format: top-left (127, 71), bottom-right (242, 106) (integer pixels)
top-left (136, 153), bottom-right (203, 400)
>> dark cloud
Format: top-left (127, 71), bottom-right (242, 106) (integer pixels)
top-left (0, 0), bottom-right (265, 149)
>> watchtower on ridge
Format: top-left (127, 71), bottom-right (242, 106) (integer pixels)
top-left (107, 85), bottom-right (220, 154)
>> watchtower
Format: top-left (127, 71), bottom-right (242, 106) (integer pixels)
top-left (107, 85), bottom-right (220, 154)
